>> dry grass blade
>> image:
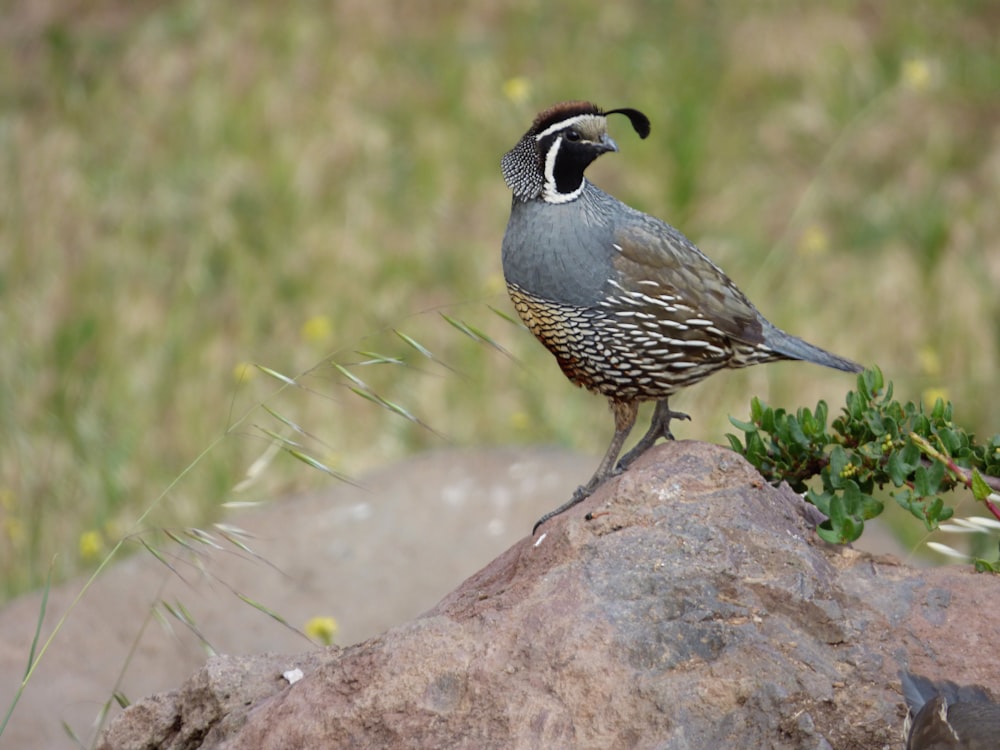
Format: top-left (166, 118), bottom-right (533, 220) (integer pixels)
top-left (355, 350), bottom-right (406, 366)
top-left (213, 522), bottom-right (255, 540)
top-left (214, 526), bottom-right (258, 557)
top-left (139, 537), bottom-right (188, 582)
top-left (925, 541), bottom-right (970, 560)
top-left (331, 362), bottom-right (370, 390)
top-left (184, 527), bottom-right (224, 551)
top-left (59, 719), bottom-right (83, 747)
top-left (0, 565), bottom-right (51, 738)
top-left (439, 312), bottom-right (483, 342)
top-left (254, 364), bottom-right (300, 387)
top-left (260, 405), bottom-right (312, 439)
top-left (440, 313), bottom-right (514, 359)
top-left (161, 528), bottom-right (208, 560)
top-left (213, 523), bottom-right (289, 576)
top-left (393, 328), bottom-right (458, 373)
top-left (160, 600), bottom-right (216, 655)
top-left (24, 567), bottom-right (49, 679)
top-left (234, 591), bottom-right (296, 632)
top-left (256, 427), bottom-right (305, 451)
top-left (394, 329), bottom-right (435, 359)
top-left (254, 427), bottom-right (352, 481)
top-left (285, 446), bottom-right (354, 483)
top-left (334, 357), bottom-right (443, 436)
top-left (232, 440), bottom-right (281, 493)
top-left (346, 386), bottom-right (445, 439)
top-left (346, 386), bottom-right (409, 420)
top-left (221, 500), bottom-right (266, 509)
top-left (488, 304), bottom-right (527, 328)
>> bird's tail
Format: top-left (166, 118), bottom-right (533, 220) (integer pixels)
top-left (900, 670), bottom-right (994, 711)
top-left (900, 671), bottom-right (938, 713)
top-left (761, 321), bottom-right (862, 374)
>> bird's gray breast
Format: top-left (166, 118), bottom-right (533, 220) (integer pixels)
top-left (501, 190), bottom-right (617, 308)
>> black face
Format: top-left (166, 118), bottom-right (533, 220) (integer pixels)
top-left (538, 124), bottom-right (616, 199)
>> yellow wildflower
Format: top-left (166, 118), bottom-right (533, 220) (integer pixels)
top-left (917, 346), bottom-right (941, 378)
top-left (510, 411), bottom-right (530, 431)
top-left (4, 517), bottom-right (24, 545)
top-left (233, 362), bottom-right (256, 383)
top-left (797, 224), bottom-right (828, 258)
top-left (483, 272), bottom-right (507, 297)
top-left (79, 530), bottom-right (103, 562)
top-left (901, 58), bottom-right (932, 92)
top-left (301, 315), bottom-right (333, 344)
top-left (502, 77), bottom-right (531, 104)
top-left (304, 615), bottom-right (339, 646)
top-left (0, 488), bottom-right (15, 511)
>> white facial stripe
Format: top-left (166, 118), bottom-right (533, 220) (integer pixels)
top-left (543, 136), bottom-right (560, 185)
top-left (534, 114), bottom-right (604, 141)
top-left (541, 136), bottom-right (584, 203)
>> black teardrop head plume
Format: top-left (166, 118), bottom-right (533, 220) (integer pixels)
top-left (604, 107), bottom-right (651, 139)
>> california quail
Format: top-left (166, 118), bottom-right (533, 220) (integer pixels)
top-left (500, 101), bottom-right (863, 532)
top-left (900, 671), bottom-right (1000, 750)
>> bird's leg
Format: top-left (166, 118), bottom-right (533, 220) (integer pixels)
top-left (532, 400), bottom-right (638, 534)
top-left (615, 398), bottom-right (690, 473)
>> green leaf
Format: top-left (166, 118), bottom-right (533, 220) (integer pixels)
top-left (727, 415), bottom-right (756, 433)
top-left (816, 500), bottom-right (863, 544)
top-left (971, 469), bottom-right (992, 502)
top-left (841, 480), bottom-right (883, 520)
top-left (840, 515), bottom-right (863, 543)
top-left (925, 460), bottom-right (945, 494)
top-left (924, 497), bottom-right (953, 529)
top-left (886, 450), bottom-right (911, 486)
top-left (827, 445), bottom-right (849, 490)
top-left (745, 431), bottom-right (767, 465)
top-left (725, 433), bottom-right (745, 454)
top-left (815, 400), bottom-right (828, 432)
top-left (828, 492), bottom-right (847, 529)
top-left (787, 415), bottom-right (809, 448)
top-left (973, 559), bottom-right (999, 574)
top-left (815, 523), bottom-right (842, 544)
top-left (938, 428), bottom-right (961, 454)
top-left (760, 405), bottom-right (777, 433)
top-left (930, 397), bottom-right (946, 421)
top-left (807, 489), bottom-right (832, 516)
top-left (913, 466), bottom-right (931, 496)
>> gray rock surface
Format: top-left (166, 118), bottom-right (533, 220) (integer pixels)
top-left (96, 441), bottom-right (1000, 749)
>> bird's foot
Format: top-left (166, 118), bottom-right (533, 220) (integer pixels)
top-left (532, 483), bottom-right (597, 535)
top-left (615, 406), bottom-right (690, 474)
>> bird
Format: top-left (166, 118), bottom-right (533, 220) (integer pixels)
top-left (900, 670), bottom-right (1000, 749)
top-left (500, 101), bottom-right (863, 533)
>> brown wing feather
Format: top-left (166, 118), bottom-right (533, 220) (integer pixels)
top-left (609, 216), bottom-right (766, 346)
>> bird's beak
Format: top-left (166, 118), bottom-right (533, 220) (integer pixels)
top-left (598, 134), bottom-right (619, 153)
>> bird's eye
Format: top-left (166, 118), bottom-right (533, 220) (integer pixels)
top-left (564, 129), bottom-right (581, 142)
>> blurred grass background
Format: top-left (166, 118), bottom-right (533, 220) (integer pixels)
top-left (2, 0), bottom-right (998, 601)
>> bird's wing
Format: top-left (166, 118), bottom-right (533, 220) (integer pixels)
top-left (944, 701), bottom-right (1000, 747)
top-left (608, 214), bottom-right (766, 346)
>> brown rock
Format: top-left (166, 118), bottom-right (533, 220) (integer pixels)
top-left (0, 447), bottom-right (592, 748)
top-left (96, 441), bottom-right (1000, 749)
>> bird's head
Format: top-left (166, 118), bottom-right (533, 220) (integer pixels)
top-left (502, 101), bottom-right (650, 204)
